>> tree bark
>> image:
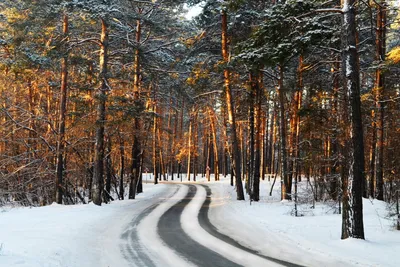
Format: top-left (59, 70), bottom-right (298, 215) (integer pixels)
top-left (254, 72), bottom-right (262, 201)
top-left (55, 14), bottom-right (68, 204)
top-left (277, 66), bottom-right (290, 200)
top-left (187, 110), bottom-right (192, 181)
top-left (292, 55), bottom-right (303, 190)
top-left (208, 107), bottom-right (219, 181)
top-left (341, 0), bottom-right (365, 239)
top-left (104, 135), bottom-right (112, 203)
top-left (92, 18), bottom-right (109, 206)
top-left (375, 2), bottom-right (386, 201)
top-left (221, 10), bottom-right (244, 200)
top-left (129, 15), bottom-right (143, 198)
top-left (248, 74), bottom-right (255, 196)
top-left (119, 133), bottom-right (125, 200)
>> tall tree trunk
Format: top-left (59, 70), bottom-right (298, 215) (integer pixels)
top-left (55, 14), bottom-right (68, 204)
top-left (187, 111), bottom-right (192, 181)
top-left (293, 55), bottom-right (303, 191)
top-left (119, 132), bottom-right (125, 200)
top-left (104, 136), bottom-right (112, 203)
top-left (208, 107), bottom-right (219, 181)
top-left (253, 71), bottom-right (262, 201)
top-left (369, 115), bottom-right (376, 198)
top-left (341, 0), bottom-right (365, 239)
top-left (248, 73), bottom-right (255, 196)
top-left (375, 2), bottom-right (386, 201)
top-left (129, 15), bottom-right (143, 199)
top-left (158, 125), bottom-right (166, 181)
top-left (92, 18), bottom-right (109, 206)
top-left (277, 66), bottom-right (290, 200)
top-left (171, 110), bottom-right (178, 181)
top-left (206, 126), bottom-right (211, 181)
top-left (330, 60), bottom-right (340, 200)
top-left (268, 102), bottom-right (276, 175)
top-left (153, 103), bottom-right (158, 185)
top-left (221, 10), bottom-right (244, 200)
top-left (261, 109), bottom-right (267, 181)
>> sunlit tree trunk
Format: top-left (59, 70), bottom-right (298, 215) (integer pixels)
top-left (293, 55), bottom-right (303, 206)
top-left (187, 109), bottom-right (192, 181)
top-left (119, 132), bottom-right (125, 200)
top-left (92, 18), bottom-right (109, 206)
top-left (104, 135), bottom-right (112, 202)
top-left (208, 107), bottom-right (219, 181)
top-left (129, 14), bottom-right (143, 198)
top-left (55, 14), bottom-right (68, 204)
top-left (277, 65), bottom-right (290, 200)
top-left (375, 2), bottom-right (386, 201)
top-left (153, 101), bottom-right (158, 185)
top-left (222, 9), bottom-right (244, 200)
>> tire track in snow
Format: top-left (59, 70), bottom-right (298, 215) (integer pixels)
top-left (199, 184), bottom-right (305, 267)
top-left (120, 185), bottom-right (180, 267)
top-left (158, 184), bottom-right (242, 267)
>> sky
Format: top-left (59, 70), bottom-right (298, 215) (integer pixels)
top-left (184, 3), bottom-right (203, 20)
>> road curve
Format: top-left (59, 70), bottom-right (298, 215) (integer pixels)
top-left (121, 185), bottom-right (180, 267)
top-left (157, 184), bottom-right (242, 267)
top-left (121, 183), bottom-right (306, 267)
top-left (199, 184), bottom-right (305, 267)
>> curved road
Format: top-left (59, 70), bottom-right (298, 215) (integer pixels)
top-left (158, 185), bottom-right (242, 267)
top-left (121, 183), bottom-right (304, 267)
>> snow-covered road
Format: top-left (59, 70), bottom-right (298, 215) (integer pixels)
top-left (128, 183), bottom-right (295, 267)
top-left (1, 178), bottom-right (399, 267)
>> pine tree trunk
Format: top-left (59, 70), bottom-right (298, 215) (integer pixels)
top-left (267, 102), bottom-right (276, 176)
top-left (330, 60), bottom-right (340, 200)
top-left (119, 133), bottom-right (125, 200)
top-left (206, 127), bottom-right (211, 182)
top-left (92, 18), bottom-right (109, 206)
top-left (55, 14), bottom-right (68, 204)
top-left (277, 66), bottom-right (290, 200)
top-left (293, 55), bottom-right (303, 188)
top-left (375, 2), bottom-right (386, 201)
top-left (158, 125), bottom-right (166, 181)
top-left (221, 10), bottom-right (244, 200)
top-left (153, 103), bottom-right (158, 185)
top-left (248, 73), bottom-right (255, 196)
top-left (208, 107), bottom-right (219, 181)
top-left (129, 16), bottom-right (143, 199)
top-left (342, 0), bottom-right (365, 239)
top-left (187, 112), bottom-right (192, 181)
top-left (105, 136), bottom-right (112, 202)
top-left (253, 72), bottom-right (262, 201)
top-left (261, 109), bottom-right (267, 181)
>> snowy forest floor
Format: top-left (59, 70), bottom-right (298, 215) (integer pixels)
top-left (0, 175), bottom-right (399, 267)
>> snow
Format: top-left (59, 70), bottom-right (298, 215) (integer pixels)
top-left (346, 56), bottom-right (352, 76)
top-left (0, 184), bottom-right (172, 267)
top-left (342, 2), bottom-right (350, 13)
top-left (1, 175), bottom-right (399, 267)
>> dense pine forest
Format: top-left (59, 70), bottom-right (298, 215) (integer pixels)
top-left (1, 0), bottom-right (400, 241)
